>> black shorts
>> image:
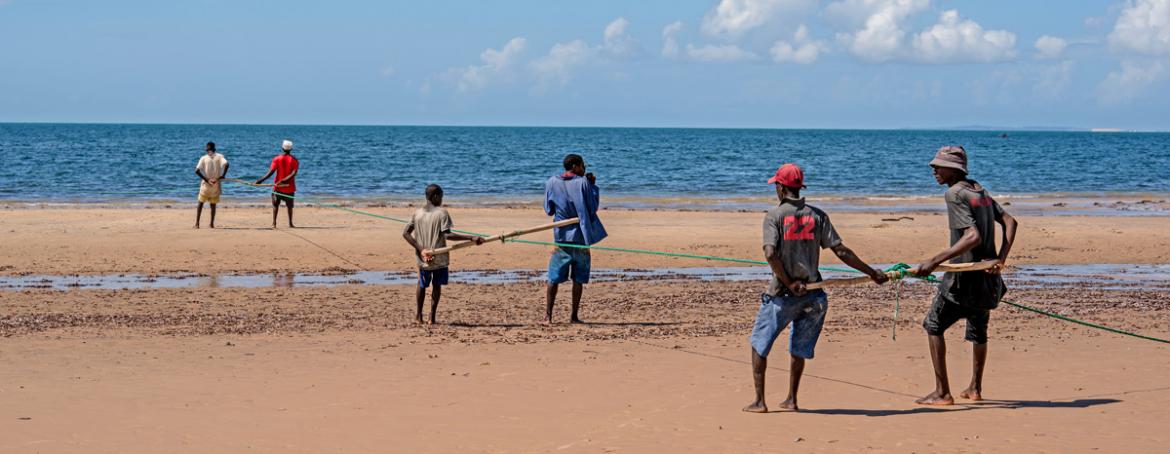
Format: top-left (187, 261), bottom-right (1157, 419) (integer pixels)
top-left (271, 192), bottom-right (295, 204)
top-left (923, 291), bottom-right (990, 344)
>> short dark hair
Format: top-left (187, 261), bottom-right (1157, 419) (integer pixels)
top-left (205, 142), bottom-right (216, 151)
top-left (563, 153), bottom-right (584, 170)
top-left (425, 184), bottom-right (443, 198)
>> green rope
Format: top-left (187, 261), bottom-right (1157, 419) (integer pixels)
top-left (229, 181), bottom-right (1170, 345)
top-left (1000, 300), bottom-right (1170, 344)
top-left (893, 281), bottom-right (902, 341)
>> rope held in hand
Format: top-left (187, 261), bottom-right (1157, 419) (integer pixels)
top-left (228, 181), bottom-right (1170, 345)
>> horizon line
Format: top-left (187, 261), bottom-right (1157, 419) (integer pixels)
top-left (1, 121), bottom-right (1165, 133)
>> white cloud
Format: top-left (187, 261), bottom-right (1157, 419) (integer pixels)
top-left (662, 20), bottom-right (759, 63)
top-left (970, 68), bottom-right (1023, 106)
top-left (1034, 35), bottom-right (1068, 59)
top-left (1108, 0), bottom-right (1170, 55)
top-left (528, 17), bottom-right (643, 88)
top-left (445, 37), bottom-right (527, 92)
top-left (685, 43), bottom-right (759, 62)
top-left (530, 40), bottom-right (596, 87)
top-left (770, 24), bottom-right (827, 64)
top-left (1097, 60), bottom-right (1167, 104)
top-left (602, 17), bottom-right (641, 58)
top-left (910, 10), bottom-right (1016, 63)
top-left (1033, 61), bottom-right (1074, 99)
top-left (701, 0), bottom-right (814, 38)
top-left (662, 21), bottom-right (684, 57)
top-left (830, 0), bottom-right (931, 63)
top-left (605, 17), bottom-right (630, 41)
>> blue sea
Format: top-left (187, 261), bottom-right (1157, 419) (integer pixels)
top-left (2, 123), bottom-right (1168, 206)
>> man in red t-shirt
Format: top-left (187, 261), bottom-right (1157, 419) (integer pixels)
top-left (255, 139), bottom-right (300, 228)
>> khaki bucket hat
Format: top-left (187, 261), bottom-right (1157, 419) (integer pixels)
top-left (930, 145), bottom-right (968, 174)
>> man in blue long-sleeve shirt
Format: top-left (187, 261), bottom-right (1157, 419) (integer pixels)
top-left (543, 153), bottom-right (608, 324)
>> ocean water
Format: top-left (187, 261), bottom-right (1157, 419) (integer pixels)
top-left (1, 123), bottom-right (1168, 204)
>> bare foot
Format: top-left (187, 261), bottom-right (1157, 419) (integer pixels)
top-left (289, 224), bottom-right (296, 229)
top-left (915, 391), bottom-right (955, 406)
top-left (959, 388), bottom-right (982, 401)
top-left (427, 318), bottom-right (436, 326)
top-left (209, 224), bottom-right (215, 229)
top-left (570, 317), bottom-right (584, 324)
top-left (777, 398), bottom-right (799, 411)
top-left (271, 224), bottom-right (277, 229)
top-left (414, 316), bottom-right (424, 325)
top-left (742, 401), bottom-right (768, 413)
top-left (193, 225), bottom-right (200, 229)
top-left (542, 317), bottom-right (553, 326)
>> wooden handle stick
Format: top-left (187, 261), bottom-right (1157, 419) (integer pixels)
top-left (806, 259), bottom-right (1002, 290)
top-left (424, 218), bottom-right (581, 256)
top-left (224, 178), bottom-right (288, 188)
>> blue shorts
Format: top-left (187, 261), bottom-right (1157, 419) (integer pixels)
top-left (419, 267), bottom-right (449, 288)
top-left (749, 290), bottom-right (829, 359)
top-left (548, 246), bottom-right (591, 284)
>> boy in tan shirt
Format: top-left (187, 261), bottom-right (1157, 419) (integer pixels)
top-left (402, 184), bottom-right (484, 324)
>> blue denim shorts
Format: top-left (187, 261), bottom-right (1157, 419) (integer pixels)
top-left (419, 267), bottom-right (449, 288)
top-left (548, 246), bottom-right (591, 284)
top-left (749, 290), bottom-right (829, 359)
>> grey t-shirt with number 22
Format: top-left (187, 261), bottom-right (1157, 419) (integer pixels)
top-left (762, 198), bottom-right (842, 297)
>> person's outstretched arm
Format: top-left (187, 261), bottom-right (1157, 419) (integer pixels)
top-left (446, 232), bottom-right (485, 244)
top-left (916, 227), bottom-right (981, 276)
top-left (830, 243), bottom-right (889, 284)
top-left (255, 168), bottom-right (276, 184)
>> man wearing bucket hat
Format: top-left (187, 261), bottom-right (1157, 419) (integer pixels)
top-left (914, 145), bottom-right (1018, 405)
top-left (255, 139), bottom-right (300, 228)
top-left (743, 163), bottom-right (889, 413)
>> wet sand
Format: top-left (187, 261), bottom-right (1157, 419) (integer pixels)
top-left (3, 206), bottom-right (1170, 276)
top-left (1, 283), bottom-right (1169, 452)
top-left (2, 205), bottom-right (1169, 452)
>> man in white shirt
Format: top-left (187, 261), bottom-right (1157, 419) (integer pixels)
top-left (194, 142), bottom-right (229, 228)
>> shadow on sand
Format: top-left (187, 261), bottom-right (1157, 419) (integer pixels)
top-left (213, 226), bottom-right (343, 231)
top-left (800, 398), bottom-right (1120, 417)
top-left (445, 321), bottom-right (682, 329)
top-left (446, 322), bottom-right (527, 328)
top-left (576, 321), bottom-right (683, 327)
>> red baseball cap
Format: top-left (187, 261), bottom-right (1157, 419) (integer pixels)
top-left (767, 163), bottom-right (807, 188)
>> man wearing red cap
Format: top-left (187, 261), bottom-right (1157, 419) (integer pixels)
top-left (743, 163), bottom-right (889, 413)
top-left (914, 146), bottom-right (1018, 405)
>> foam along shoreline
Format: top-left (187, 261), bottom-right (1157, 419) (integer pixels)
top-left (1, 192), bottom-right (1166, 216)
top-left (5, 264), bottom-right (1170, 292)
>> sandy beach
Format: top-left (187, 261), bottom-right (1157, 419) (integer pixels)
top-left (3, 204), bottom-right (1170, 276)
top-left (2, 204), bottom-right (1169, 452)
top-left (8, 0), bottom-right (1170, 450)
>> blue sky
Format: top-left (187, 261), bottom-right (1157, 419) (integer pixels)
top-left (2, 0), bottom-right (1169, 129)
